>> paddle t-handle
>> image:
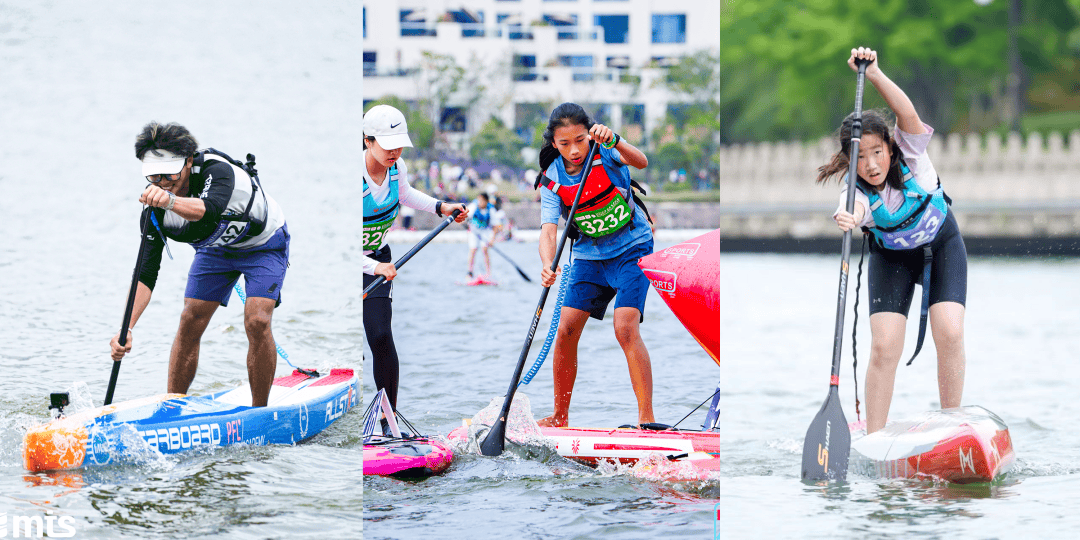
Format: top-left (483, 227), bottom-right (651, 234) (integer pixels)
top-left (480, 141), bottom-right (600, 457)
top-left (363, 208), bottom-right (463, 299)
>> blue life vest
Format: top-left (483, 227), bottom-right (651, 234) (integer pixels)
top-left (471, 203), bottom-right (493, 229)
top-left (857, 162), bottom-right (949, 250)
top-left (362, 164), bottom-right (400, 251)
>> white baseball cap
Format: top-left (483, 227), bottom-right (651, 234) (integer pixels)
top-left (141, 149), bottom-right (187, 176)
top-left (364, 105), bottom-right (414, 150)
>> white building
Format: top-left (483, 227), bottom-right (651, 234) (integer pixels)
top-left (362, 0), bottom-right (719, 154)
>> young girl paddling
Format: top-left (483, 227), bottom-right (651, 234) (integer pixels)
top-left (535, 103), bottom-right (654, 428)
top-left (363, 104), bottom-right (468, 411)
top-left (818, 48), bottom-right (968, 434)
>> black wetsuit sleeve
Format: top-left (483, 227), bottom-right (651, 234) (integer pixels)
top-left (196, 161), bottom-right (236, 222)
top-left (137, 209), bottom-right (167, 291)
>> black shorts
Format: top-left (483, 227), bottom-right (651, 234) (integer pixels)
top-left (867, 211), bottom-right (967, 316)
top-left (363, 245), bottom-right (393, 300)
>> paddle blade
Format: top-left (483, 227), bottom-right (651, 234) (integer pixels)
top-left (801, 386), bottom-right (850, 482)
top-left (515, 266), bottom-right (532, 282)
top-left (479, 417), bottom-right (507, 456)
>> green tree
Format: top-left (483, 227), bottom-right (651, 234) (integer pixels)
top-left (470, 116), bottom-right (525, 167)
top-left (717, 0), bottom-right (1080, 140)
top-left (649, 50), bottom-right (720, 183)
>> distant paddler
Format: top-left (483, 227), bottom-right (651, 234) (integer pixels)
top-left (362, 104), bottom-right (468, 411)
top-left (535, 102), bottom-right (654, 428)
top-left (109, 122), bottom-right (289, 407)
top-left (466, 192), bottom-right (503, 279)
top-left (818, 48), bottom-right (969, 434)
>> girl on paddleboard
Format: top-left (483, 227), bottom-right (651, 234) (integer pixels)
top-left (363, 104), bottom-right (468, 411)
top-left (535, 102), bottom-right (655, 428)
top-left (818, 48), bottom-right (968, 434)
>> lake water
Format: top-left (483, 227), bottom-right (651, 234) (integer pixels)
top-left (719, 253), bottom-right (1080, 538)
top-left (1, 2), bottom-right (364, 538)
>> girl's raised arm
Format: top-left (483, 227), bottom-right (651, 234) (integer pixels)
top-left (850, 47), bottom-right (926, 135)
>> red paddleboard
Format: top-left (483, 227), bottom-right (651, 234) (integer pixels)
top-left (447, 423), bottom-right (720, 481)
top-left (850, 406), bottom-right (1014, 483)
top-left (637, 229), bottom-right (721, 366)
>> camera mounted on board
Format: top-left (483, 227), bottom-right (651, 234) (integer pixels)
top-left (49, 392), bottom-right (70, 419)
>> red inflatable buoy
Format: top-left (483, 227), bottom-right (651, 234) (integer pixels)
top-left (637, 229), bottom-right (720, 366)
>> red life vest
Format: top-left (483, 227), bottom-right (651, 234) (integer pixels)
top-left (539, 154), bottom-right (636, 238)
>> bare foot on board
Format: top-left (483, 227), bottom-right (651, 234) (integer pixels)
top-left (537, 414), bottom-right (568, 428)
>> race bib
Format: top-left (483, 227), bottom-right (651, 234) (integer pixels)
top-left (881, 204), bottom-right (945, 250)
top-left (573, 196), bottom-right (633, 238)
top-left (363, 216), bottom-right (394, 251)
top-left (194, 220), bottom-right (251, 248)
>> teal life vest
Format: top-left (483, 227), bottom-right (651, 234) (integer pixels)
top-left (363, 164), bottom-right (400, 252)
top-left (471, 203), bottom-right (493, 229)
top-left (858, 161), bottom-right (949, 250)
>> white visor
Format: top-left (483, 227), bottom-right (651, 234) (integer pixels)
top-left (142, 149), bottom-right (186, 176)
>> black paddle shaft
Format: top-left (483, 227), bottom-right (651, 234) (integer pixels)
top-left (802, 57), bottom-right (870, 482)
top-left (105, 207), bottom-right (153, 406)
top-left (363, 209), bottom-right (463, 299)
top-left (480, 142), bottom-right (600, 457)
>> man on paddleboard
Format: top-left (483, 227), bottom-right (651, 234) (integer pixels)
top-left (109, 122), bottom-right (289, 407)
top-left (535, 102), bottom-right (655, 428)
top-left (362, 104), bottom-right (468, 412)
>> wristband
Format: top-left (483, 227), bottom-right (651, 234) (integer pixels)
top-left (164, 191), bottom-right (176, 211)
top-left (435, 201), bottom-right (444, 217)
top-left (602, 133), bottom-right (620, 149)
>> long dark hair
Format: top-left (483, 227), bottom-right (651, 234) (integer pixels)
top-left (815, 109), bottom-right (904, 192)
top-left (537, 102), bottom-right (594, 181)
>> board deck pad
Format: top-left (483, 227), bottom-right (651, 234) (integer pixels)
top-left (24, 368), bottom-right (359, 472)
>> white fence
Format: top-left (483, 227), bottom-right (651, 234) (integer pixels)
top-left (718, 130), bottom-right (1080, 207)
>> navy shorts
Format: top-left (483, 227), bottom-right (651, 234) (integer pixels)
top-left (185, 224), bottom-right (290, 307)
top-left (564, 239), bottom-right (653, 322)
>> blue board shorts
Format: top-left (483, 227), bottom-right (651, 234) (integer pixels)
top-left (564, 239), bottom-right (653, 322)
top-left (185, 224), bottom-right (290, 307)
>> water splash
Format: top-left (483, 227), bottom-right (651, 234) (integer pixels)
top-left (65, 381), bottom-right (96, 414)
top-left (456, 394), bottom-right (554, 456)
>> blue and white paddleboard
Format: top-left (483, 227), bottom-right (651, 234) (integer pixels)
top-left (25, 368), bottom-right (359, 471)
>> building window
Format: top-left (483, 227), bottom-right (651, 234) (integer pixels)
top-left (543, 13), bottom-right (578, 40)
top-left (559, 55), bottom-right (594, 82)
top-left (513, 54), bottom-right (538, 82)
top-left (651, 56), bottom-right (680, 67)
top-left (400, 9), bottom-right (436, 37)
top-left (594, 14), bottom-right (628, 44)
top-left (363, 51), bottom-right (376, 76)
top-left (440, 107), bottom-right (467, 133)
top-left (498, 13), bottom-right (532, 40)
top-left (651, 13), bottom-right (685, 43)
top-left (448, 9), bottom-right (485, 38)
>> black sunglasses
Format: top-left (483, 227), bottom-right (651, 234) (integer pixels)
top-left (146, 161), bottom-right (186, 184)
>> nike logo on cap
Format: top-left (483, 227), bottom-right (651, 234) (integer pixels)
top-left (390, 122), bottom-right (401, 129)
